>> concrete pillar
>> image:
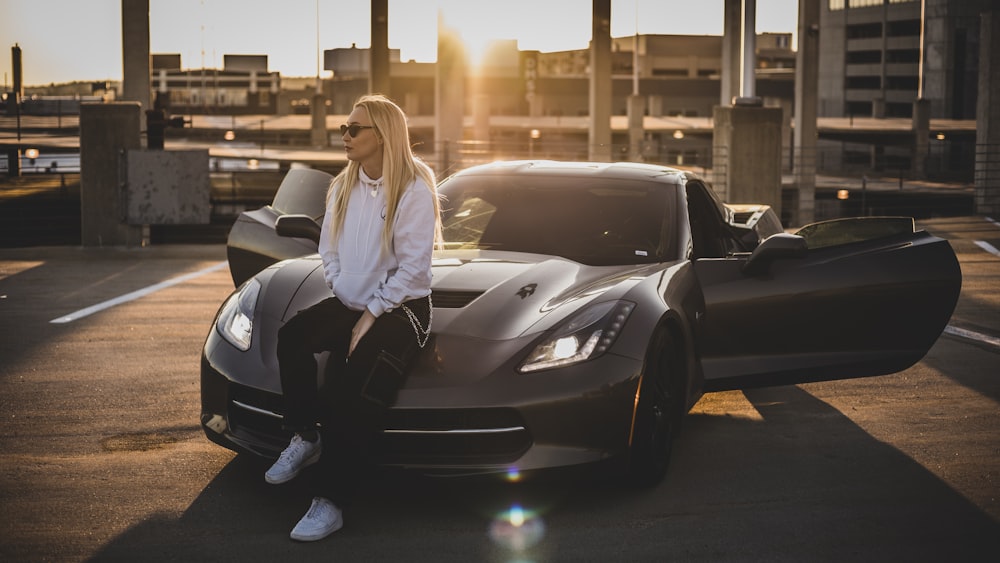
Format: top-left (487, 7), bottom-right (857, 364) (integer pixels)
top-left (370, 0), bottom-right (390, 97)
top-left (648, 95), bottom-right (664, 117)
top-left (712, 103), bottom-right (783, 214)
top-left (794, 0), bottom-right (820, 227)
top-left (528, 93), bottom-right (543, 118)
top-left (404, 92), bottom-right (421, 116)
top-left (976, 10), bottom-right (1000, 216)
top-left (121, 0), bottom-right (151, 137)
top-left (80, 103), bottom-right (143, 247)
top-left (589, 0), bottom-right (612, 162)
top-left (721, 0), bottom-right (741, 106)
top-left (627, 95), bottom-right (646, 162)
top-left (741, 0), bottom-right (757, 99)
top-left (473, 94), bottom-right (490, 144)
top-left (435, 11), bottom-right (466, 171)
top-left (311, 93), bottom-right (327, 147)
top-left (872, 97), bottom-right (886, 118)
top-left (912, 98), bottom-right (930, 179)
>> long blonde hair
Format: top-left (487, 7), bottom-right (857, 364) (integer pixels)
top-left (326, 94), bottom-right (441, 254)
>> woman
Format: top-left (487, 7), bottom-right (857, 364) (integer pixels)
top-left (264, 94), bottom-right (440, 542)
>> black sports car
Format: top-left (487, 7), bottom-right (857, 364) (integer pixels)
top-left (201, 160), bottom-right (961, 486)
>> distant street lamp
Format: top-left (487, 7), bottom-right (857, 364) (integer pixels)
top-left (529, 129), bottom-right (541, 158)
top-left (24, 147), bottom-right (38, 171)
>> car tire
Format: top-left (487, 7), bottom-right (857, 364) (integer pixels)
top-left (626, 329), bottom-right (683, 488)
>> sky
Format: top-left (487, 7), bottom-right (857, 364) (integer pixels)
top-left (1, 0), bottom-right (799, 87)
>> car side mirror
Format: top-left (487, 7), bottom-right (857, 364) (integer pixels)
top-left (275, 214), bottom-right (321, 243)
top-left (742, 233), bottom-right (807, 276)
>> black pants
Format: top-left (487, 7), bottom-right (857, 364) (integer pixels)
top-left (275, 295), bottom-right (429, 506)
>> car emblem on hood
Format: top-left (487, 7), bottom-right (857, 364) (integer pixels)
top-left (516, 283), bottom-right (537, 299)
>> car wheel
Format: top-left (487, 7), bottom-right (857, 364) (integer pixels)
top-left (626, 330), bottom-right (683, 487)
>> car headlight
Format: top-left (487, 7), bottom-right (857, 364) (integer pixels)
top-left (518, 300), bottom-right (635, 373)
top-left (216, 278), bottom-right (261, 351)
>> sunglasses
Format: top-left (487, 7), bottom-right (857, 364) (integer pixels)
top-left (340, 124), bottom-right (374, 137)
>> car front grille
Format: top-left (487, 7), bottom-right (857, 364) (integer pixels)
top-left (224, 382), bottom-right (532, 467)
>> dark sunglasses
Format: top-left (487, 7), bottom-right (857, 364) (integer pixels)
top-left (340, 124), bottom-right (374, 137)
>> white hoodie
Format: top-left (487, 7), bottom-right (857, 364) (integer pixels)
top-left (317, 168), bottom-right (436, 317)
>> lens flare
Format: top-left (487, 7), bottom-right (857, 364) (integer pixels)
top-left (489, 504), bottom-right (546, 552)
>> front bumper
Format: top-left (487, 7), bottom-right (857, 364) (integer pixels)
top-left (200, 348), bottom-right (643, 476)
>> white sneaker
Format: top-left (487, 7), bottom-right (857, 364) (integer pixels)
top-left (265, 433), bottom-right (321, 484)
top-left (290, 497), bottom-right (343, 542)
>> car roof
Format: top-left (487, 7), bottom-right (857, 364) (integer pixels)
top-left (449, 160), bottom-right (694, 184)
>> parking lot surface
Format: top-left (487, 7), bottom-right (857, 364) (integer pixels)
top-left (0, 217), bottom-right (998, 561)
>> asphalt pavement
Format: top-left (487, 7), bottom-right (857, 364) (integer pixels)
top-left (0, 216), bottom-right (998, 561)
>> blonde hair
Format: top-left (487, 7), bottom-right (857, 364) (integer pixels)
top-left (326, 94), bottom-right (441, 253)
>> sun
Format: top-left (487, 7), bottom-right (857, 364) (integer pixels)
top-left (435, 2), bottom-right (510, 71)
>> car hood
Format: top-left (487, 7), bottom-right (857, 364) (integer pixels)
top-left (271, 249), bottom-right (659, 342)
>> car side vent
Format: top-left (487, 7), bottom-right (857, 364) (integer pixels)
top-left (431, 290), bottom-right (483, 308)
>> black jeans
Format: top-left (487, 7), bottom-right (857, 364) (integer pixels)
top-left (275, 295), bottom-right (429, 506)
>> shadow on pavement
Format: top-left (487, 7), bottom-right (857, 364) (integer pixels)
top-left (86, 384), bottom-right (999, 562)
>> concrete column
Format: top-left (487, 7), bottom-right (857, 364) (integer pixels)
top-left (912, 98), bottom-right (930, 179)
top-left (721, 0), bottom-right (741, 106)
top-left (648, 95), bottom-right (664, 117)
top-left (435, 11), bottom-right (466, 172)
top-left (627, 95), bottom-right (646, 162)
top-left (528, 94), bottom-right (543, 118)
top-left (404, 92), bottom-right (421, 116)
top-left (794, 0), bottom-right (820, 227)
top-left (311, 93), bottom-right (327, 147)
top-left (713, 103), bottom-right (783, 214)
top-left (473, 94), bottom-right (490, 144)
top-left (976, 10), bottom-right (1000, 216)
top-left (589, 0), bottom-right (612, 162)
top-left (741, 0), bottom-right (757, 99)
top-left (872, 98), bottom-right (886, 118)
top-left (80, 103), bottom-right (143, 247)
top-left (370, 0), bottom-right (390, 97)
top-left (121, 0), bottom-right (151, 137)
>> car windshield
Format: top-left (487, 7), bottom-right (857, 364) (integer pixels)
top-left (438, 173), bottom-right (675, 266)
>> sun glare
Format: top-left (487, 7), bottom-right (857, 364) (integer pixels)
top-left (436, 2), bottom-right (511, 70)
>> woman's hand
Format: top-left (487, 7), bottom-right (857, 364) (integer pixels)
top-left (349, 309), bottom-right (377, 356)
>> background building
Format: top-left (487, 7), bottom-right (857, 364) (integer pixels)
top-left (818, 0), bottom-right (989, 119)
top-left (151, 53), bottom-right (280, 115)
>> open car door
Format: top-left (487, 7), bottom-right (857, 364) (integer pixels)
top-left (691, 216), bottom-right (962, 392)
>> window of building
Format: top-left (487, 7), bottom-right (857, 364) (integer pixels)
top-left (846, 50), bottom-right (882, 64)
top-left (846, 76), bottom-right (881, 89)
top-left (652, 69), bottom-right (688, 77)
top-left (848, 0), bottom-right (885, 8)
top-left (886, 49), bottom-right (920, 63)
top-left (847, 22), bottom-right (883, 39)
top-left (845, 100), bottom-right (872, 116)
top-left (887, 19), bottom-right (921, 37)
top-left (886, 75), bottom-right (919, 90)
top-left (886, 103), bottom-right (913, 117)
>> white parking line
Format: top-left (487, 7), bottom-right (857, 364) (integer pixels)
top-left (974, 240), bottom-right (1000, 258)
top-left (50, 261), bottom-right (229, 324)
top-left (944, 325), bottom-right (1000, 350)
